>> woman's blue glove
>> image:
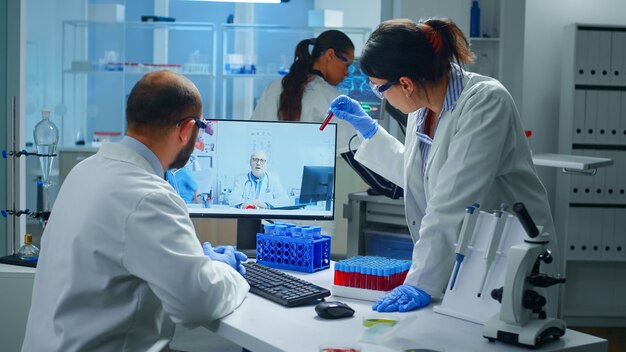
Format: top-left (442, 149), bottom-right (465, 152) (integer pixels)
top-left (372, 285), bottom-right (431, 312)
top-left (202, 242), bottom-right (247, 276)
top-left (329, 95), bottom-right (379, 139)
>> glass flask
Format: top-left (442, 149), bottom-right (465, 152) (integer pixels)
top-left (33, 109), bottom-right (59, 188)
top-left (17, 234), bottom-right (40, 261)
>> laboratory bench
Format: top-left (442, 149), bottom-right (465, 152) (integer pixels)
top-left (1, 261), bottom-right (608, 351)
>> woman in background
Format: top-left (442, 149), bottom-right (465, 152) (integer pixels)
top-left (252, 30), bottom-right (366, 255)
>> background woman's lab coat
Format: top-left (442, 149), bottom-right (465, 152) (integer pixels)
top-left (228, 171), bottom-right (290, 208)
top-left (22, 142), bottom-right (249, 351)
top-left (355, 72), bottom-right (559, 305)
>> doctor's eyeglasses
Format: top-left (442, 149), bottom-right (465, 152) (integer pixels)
top-left (369, 80), bottom-right (398, 99)
top-left (251, 158), bottom-right (267, 165)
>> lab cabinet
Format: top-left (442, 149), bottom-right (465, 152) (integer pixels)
top-left (344, 192), bottom-right (409, 259)
top-left (61, 20), bottom-right (217, 147)
top-left (219, 24), bottom-right (371, 120)
top-left (556, 24), bottom-right (626, 326)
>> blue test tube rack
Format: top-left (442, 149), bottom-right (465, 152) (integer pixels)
top-left (255, 223), bottom-right (331, 273)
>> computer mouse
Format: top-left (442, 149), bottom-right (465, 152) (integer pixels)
top-left (315, 301), bottom-right (355, 319)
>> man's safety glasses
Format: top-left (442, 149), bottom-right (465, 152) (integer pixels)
top-left (175, 116), bottom-right (215, 136)
top-left (175, 116), bottom-right (208, 130)
top-left (369, 80), bottom-right (398, 99)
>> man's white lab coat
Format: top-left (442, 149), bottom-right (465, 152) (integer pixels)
top-left (22, 142), bottom-right (249, 351)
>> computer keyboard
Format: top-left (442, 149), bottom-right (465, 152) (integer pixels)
top-left (242, 262), bottom-right (331, 307)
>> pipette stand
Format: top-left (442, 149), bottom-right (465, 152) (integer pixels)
top-left (483, 230), bottom-right (566, 348)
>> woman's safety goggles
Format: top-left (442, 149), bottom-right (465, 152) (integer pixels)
top-left (369, 80), bottom-right (397, 99)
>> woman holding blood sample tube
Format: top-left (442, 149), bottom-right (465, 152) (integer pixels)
top-left (329, 18), bottom-right (559, 314)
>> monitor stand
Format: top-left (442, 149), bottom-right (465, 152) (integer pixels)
top-left (236, 218), bottom-right (262, 259)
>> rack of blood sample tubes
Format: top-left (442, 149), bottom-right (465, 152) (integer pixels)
top-left (333, 256), bottom-right (411, 291)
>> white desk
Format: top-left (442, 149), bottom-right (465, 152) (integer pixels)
top-left (204, 262), bottom-right (608, 352)
top-left (1, 263), bottom-right (607, 352)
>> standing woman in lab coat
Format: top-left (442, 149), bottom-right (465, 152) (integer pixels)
top-left (251, 29), bottom-right (356, 153)
top-left (252, 30), bottom-right (366, 250)
top-left (329, 18), bottom-right (559, 313)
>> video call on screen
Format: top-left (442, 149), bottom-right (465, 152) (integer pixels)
top-left (167, 119), bottom-right (337, 219)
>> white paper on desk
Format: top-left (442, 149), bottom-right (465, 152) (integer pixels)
top-left (433, 211), bottom-right (526, 325)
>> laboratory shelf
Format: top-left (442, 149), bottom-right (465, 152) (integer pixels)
top-left (61, 19), bottom-right (217, 147)
top-left (531, 153), bottom-right (613, 170)
top-left (556, 23), bottom-right (626, 326)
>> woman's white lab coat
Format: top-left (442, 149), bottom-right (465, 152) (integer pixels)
top-left (355, 72), bottom-right (558, 301)
top-left (22, 142), bottom-right (249, 352)
top-left (251, 75), bottom-right (357, 154)
top-left (228, 171), bottom-right (290, 208)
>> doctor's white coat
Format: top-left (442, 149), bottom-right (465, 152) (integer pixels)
top-left (356, 72), bottom-right (559, 303)
top-left (22, 142), bottom-right (249, 352)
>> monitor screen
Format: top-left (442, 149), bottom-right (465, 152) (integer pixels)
top-left (167, 119), bottom-right (337, 221)
top-left (337, 58), bottom-right (382, 119)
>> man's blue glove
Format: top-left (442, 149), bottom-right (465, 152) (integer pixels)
top-left (202, 242), bottom-right (247, 276)
top-left (329, 95), bottom-right (378, 139)
top-left (372, 285), bottom-right (431, 312)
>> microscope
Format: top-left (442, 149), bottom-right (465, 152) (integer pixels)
top-left (483, 202), bottom-right (567, 348)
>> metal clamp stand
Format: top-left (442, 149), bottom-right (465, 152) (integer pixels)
top-left (1, 148), bottom-right (55, 267)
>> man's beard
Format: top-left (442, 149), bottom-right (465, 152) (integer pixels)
top-left (169, 129), bottom-right (198, 169)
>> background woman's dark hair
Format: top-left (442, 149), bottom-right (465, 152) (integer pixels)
top-left (126, 72), bottom-right (201, 135)
top-left (360, 18), bottom-right (474, 84)
top-left (278, 30), bottom-right (354, 121)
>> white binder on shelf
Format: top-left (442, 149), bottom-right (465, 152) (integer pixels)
top-left (610, 31), bottom-right (626, 86)
top-left (587, 30), bottom-right (605, 85)
top-left (591, 150), bottom-right (606, 203)
top-left (603, 150), bottom-right (618, 204)
top-left (579, 149), bottom-right (594, 202)
top-left (589, 207), bottom-right (603, 260)
top-left (433, 211), bottom-right (527, 325)
top-left (575, 30), bottom-right (589, 84)
top-left (618, 152), bottom-right (626, 204)
top-left (567, 206), bottom-right (582, 260)
top-left (572, 89), bottom-right (586, 144)
top-left (579, 205), bottom-right (593, 260)
top-left (614, 208), bottom-right (626, 261)
top-left (583, 90), bottom-right (598, 144)
top-left (606, 91), bottom-right (621, 145)
top-left (621, 92), bottom-right (626, 145)
top-left (595, 91), bottom-right (611, 144)
top-left (597, 30), bottom-right (612, 85)
top-left (600, 208), bottom-right (615, 260)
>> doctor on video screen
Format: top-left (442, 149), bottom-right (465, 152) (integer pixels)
top-left (229, 150), bottom-right (290, 209)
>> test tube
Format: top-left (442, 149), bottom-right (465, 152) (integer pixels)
top-left (263, 223), bottom-right (276, 235)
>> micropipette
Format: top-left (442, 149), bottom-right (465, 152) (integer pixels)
top-left (449, 203), bottom-right (480, 290)
top-left (320, 112), bottom-right (333, 131)
top-left (477, 203), bottom-right (508, 297)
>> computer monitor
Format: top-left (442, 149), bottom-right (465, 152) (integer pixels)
top-left (299, 166), bottom-right (334, 211)
top-left (337, 58), bottom-right (382, 119)
top-left (166, 119), bottom-right (337, 254)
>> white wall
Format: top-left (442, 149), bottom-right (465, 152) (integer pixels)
top-left (522, 0), bottom-right (626, 209)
